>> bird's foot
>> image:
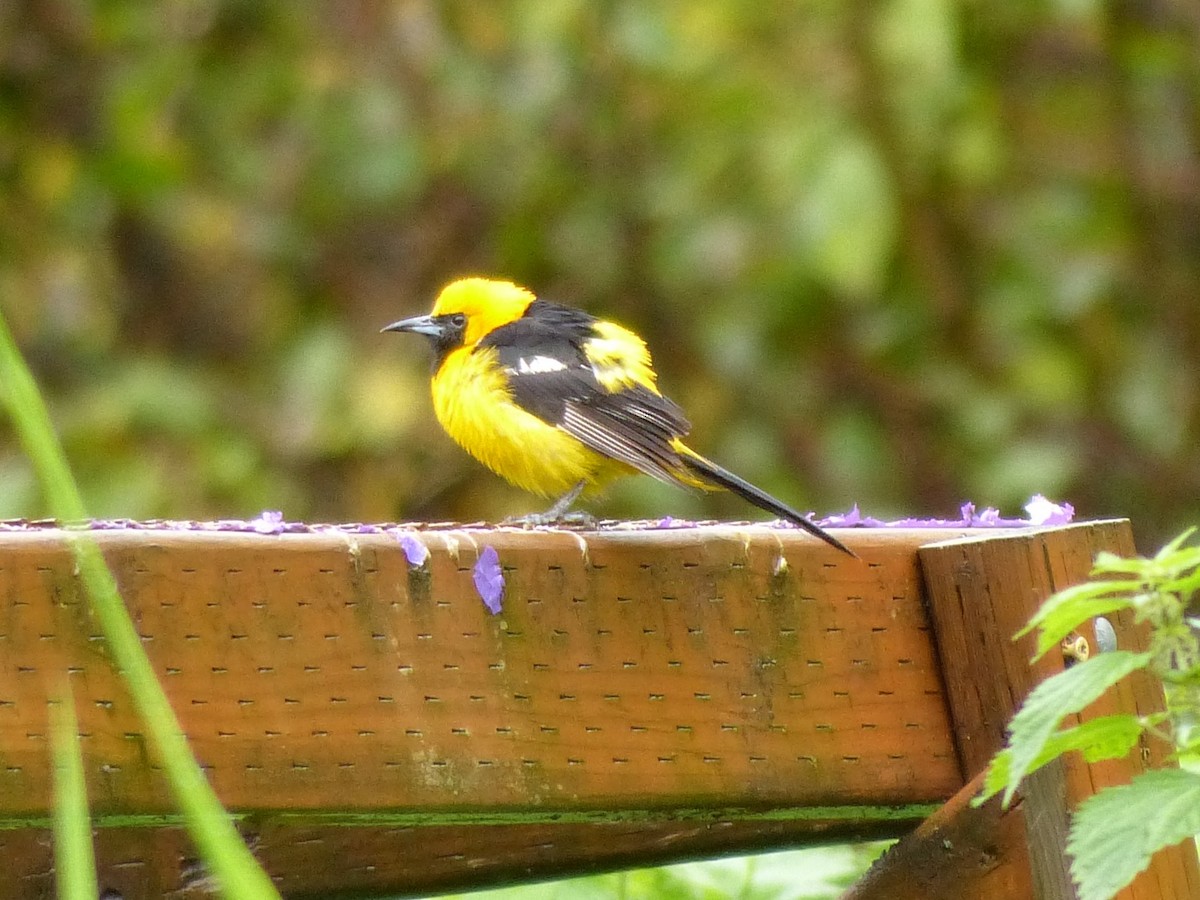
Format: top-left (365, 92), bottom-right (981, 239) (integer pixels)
top-left (503, 480), bottom-right (591, 527)
top-left (504, 509), bottom-right (597, 528)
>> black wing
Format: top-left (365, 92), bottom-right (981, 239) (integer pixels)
top-left (478, 303), bottom-right (693, 485)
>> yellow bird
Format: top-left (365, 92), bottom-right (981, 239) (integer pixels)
top-left (383, 277), bottom-right (854, 556)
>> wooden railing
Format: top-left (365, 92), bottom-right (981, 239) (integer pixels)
top-left (0, 520), bottom-right (1195, 898)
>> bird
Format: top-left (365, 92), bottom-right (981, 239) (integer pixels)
top-left (382, 277), bottom-right (855, 556)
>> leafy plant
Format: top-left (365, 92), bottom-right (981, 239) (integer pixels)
top-left (980, 528), bottom-right (1200, 899)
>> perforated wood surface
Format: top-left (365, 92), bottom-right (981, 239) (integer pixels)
top-left (0, 526), bottom-right (964, 816)
top-left (0, 524), bottom-right (977, 896)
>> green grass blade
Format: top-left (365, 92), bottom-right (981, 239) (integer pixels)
top-left (51, 687), bottom-right (98, 900)
top-left (0, 313), bottom-right (279, 899)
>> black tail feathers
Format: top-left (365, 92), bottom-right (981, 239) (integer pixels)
top-left (681, 455), bottom-right (857, 558)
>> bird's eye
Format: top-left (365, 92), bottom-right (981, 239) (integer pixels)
top-left (449, 313), bottom-right (467, 328)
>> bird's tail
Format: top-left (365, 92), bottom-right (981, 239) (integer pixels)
top-left (678, 450), bottom-right (857, 558)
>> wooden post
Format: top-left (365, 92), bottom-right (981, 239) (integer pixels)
top-left (849, 521), bottom-right (1200, 900)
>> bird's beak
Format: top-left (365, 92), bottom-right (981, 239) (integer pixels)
top-left (380, 314), bottom-right (444, 338)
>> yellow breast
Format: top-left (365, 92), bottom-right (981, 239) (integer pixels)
top-left (431, 346), bottom-right (628, 498)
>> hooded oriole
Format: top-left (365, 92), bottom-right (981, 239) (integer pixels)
top-left (383, 277), bottom-right (854, 556)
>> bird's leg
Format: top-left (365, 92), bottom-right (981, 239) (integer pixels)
top-left (543, 480), bottom-right (586, 519)
top-left (504, 480), bottom-right (593, 527)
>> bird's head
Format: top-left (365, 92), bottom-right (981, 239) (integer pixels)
top-left (381, 278), bottom-right (535, 358)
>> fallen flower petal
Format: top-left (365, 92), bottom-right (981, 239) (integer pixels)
top-left (249, 510), bottom-right (286, 535)
top-left (826, 504), bottom-right (863, 527)
top-left (473, 545), bottom-right (504, 615)
top-left (397, 533), bottom-right (429, 567)
top-left (1025, 494), bottom-right (1075, 526)
top-left (819, 505), bottom-right (887, 528)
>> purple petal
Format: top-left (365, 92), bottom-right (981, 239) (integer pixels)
top-left (249, 510), bottom-right (286, 535)
top-left (818, 504), bottom-right (891, 527)
top-left (882, 515), bottom-right (956, 527)
top-left (820, 504), bottom-right (862, 527)
top-left (651, 515), bottom-right (698, 529)
top-left (473, 545), bottom-right (505, 615)
top-left (812, 498), bottom-right (1078, 529)
top-left (974, 506), bottom-right (1003, 526)
top-left (398, 533), bottom-right (429, 567)
top-left (1025, 494), bottom-right (1075, 526)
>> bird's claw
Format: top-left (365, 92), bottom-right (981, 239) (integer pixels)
top-left (504, 510), bottom-right (597, 528)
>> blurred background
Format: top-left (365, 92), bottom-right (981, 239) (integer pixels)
top-left (2, 1), bottom-right (1199, 548)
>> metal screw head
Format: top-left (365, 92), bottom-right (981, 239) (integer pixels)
top-left (1062, 632), bottom-right (1091, 664)
top-left (1094, 616), bottom-right (1118, 653)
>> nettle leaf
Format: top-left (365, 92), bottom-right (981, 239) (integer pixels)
top-left (1069, 768), bottom-right (1200, 900)
top-left (981, 714), bottom-right (1144, 802)
top-left (1003, 650), bottom-right (1152, 805)
top-left (1092, 551), bottom-right (1152, 576)
top-left (1018, 580), bottom-right (1136, 660)
top-left (1159, 565), bottom-right (1200, 599)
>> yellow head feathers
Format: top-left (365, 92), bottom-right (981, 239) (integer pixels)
top-left (431, 278), bottom-right (536, 347)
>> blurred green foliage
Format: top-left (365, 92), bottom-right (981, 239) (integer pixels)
top-left (431, 842), bottom-right (889, 900)
top-left (2, 0), bottom-right (1199, 547)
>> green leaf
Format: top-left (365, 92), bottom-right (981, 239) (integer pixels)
top-left (1069, 768), bottom-right (1200, 900)
top-left (981, 715), bottom-right (1144, 802)
top-left (1091, 551), bottom-right (1152, 576)
top-left (1157, 564), bottom-right (1200, 600)
top-left (1003, 650), bottom-right (1152, 805)
top-left (1018, 579), bottom-right (1136, 660)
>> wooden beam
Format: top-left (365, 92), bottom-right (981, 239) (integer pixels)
top-left (843, 770), bottom-right (1034, 900)
top-left (0, 524), bottom-right (964, 896)
top-left (7, 522), bottom-right (1195, 897)
top-left (2, 818), bottom-right (910, 899)
top-left (0, 526), bottom-right (965, 818)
